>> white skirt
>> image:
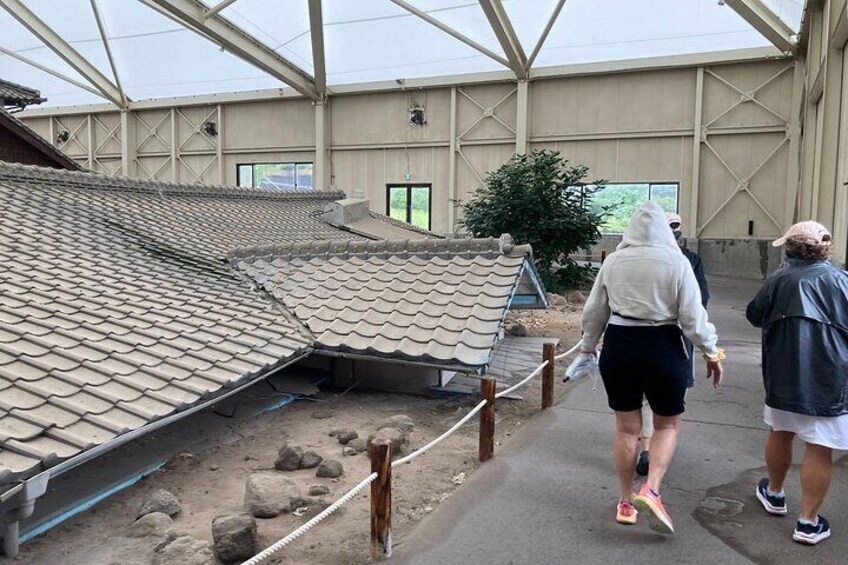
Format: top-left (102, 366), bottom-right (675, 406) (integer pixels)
top-left (764, 406), bottom-right (848, 450)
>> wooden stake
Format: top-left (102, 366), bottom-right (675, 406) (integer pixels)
top-left (542, 343), bottom-right (555, 409)
top-left (370, 439), bottom-right (392, 560)
top-left (601, 249), bottom-right (607, 264)
top-left (479, 377), bottom-right (496, 462)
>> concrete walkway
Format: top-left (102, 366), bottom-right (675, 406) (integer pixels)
top-left (390, 277), bottom-right (848, 565)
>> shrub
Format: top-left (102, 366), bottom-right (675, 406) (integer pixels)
top-left (460, 150), bottom-right (606, 291)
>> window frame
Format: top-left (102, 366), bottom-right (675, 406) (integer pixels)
top-left (236, 161), bottom-right (315, 190)
top-left (386, 183), bottom-right (433, 231)
top-left (579, 181), bottom-right (681, 234)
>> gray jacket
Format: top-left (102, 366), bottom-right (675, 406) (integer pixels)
top-left (746, 259), bottom-right (848, 417)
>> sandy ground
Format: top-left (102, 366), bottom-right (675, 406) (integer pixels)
top-left (12, 297), bottom-right (583, 565)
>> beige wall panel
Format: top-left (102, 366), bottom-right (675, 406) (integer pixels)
top-left (223, 99), bottom-right (314, 149)
top-left (177, 154), bottom-right (219, 185)
top-left (457, 84), bottom-right (517, 141)
top-left (703, 61), bottom-right (794, 129)
top-left (455, 144), bottom-right (515, 203)
top-left (699, 133), bottom-right (787, 238)
top-left (23, 117), bottom-right (51, 141)
top-left (135, 109), bottom-right (172, 155)
top-left (93, 158), bottom-right (122, 176)
top-left (530, 69), bottom-right (695, 136)
top-left (331, 89), bottom-right (450, 146)
top-left (174, 106), bottom-right (218, 153)
top-left (136, 156), bottom-right (173, 182)
top-left (53, 115), bottom-right (90, 158)
top-left (91, 113), bottom-right (122, 157)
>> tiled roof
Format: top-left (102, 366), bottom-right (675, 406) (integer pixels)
top-left (0, 79), bottom-right (45, 108)
top-left (0, 162), bottom-right (364, 485)
top-left (0, 108), bottom-right (83, 171)
top-left (230, 236), bottom-right (542, 370)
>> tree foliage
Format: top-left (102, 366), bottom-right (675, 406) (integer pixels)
top-left (460, 150), bottom-right (606, 291)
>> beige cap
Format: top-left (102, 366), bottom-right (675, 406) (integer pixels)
top-left (772, 221), bottom-right (832, 247)
top-left (666, 212), bottom-right (682, 227)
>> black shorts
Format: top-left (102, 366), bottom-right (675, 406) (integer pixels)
top-left (599, 324), bottom-right (689, 417)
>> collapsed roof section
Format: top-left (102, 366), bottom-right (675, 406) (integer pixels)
top-left (229, 235), bottom-right (546, 371)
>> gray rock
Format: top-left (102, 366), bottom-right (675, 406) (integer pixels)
top-left (342, 446), bottom-right (357, 457)
top-left (308, 484), bottom-right (330, 496)
top-left (507, 323), bottom-right (527, 337)
top-left (311, 410), bottom-right (333, 419)
top-left (299, 451), bottom-right (323, 469)
top-left (316, 460), bottom-right (344, 479)
top-left (211, 512), bottom-right (257, 563)
top-left (289, 497), bottom-right (311, 512)
top-left (274, 445), bottom-right (304, 471)
top-left (335, 429), bottom-right (359, 444)
top-left (376, 414), bottom-right (415, 434)
top-left (367, 426), bottom-right (408, 453)
top-left (152, 534), bottom-right (215, 565)
top-left (137, 489), bottom-right (181, 519)
top-left (244, 472), bottom-right (301, 518)
top-left (547, 292), bottom-right (569, 307)
top-left (348, 438), bottom-right (368, 453)
top-left (125, 512), bottom-right (173, 538)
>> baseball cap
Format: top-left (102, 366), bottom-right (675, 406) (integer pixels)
top-left (772, 221), bottom-right (832, 247)
top-left (666, 213), bottom-right (682, 228)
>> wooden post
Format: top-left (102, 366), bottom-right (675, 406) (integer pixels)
top-left (600, 250), bottom-right (607, 264)
top-left (479, 377), bottom-right (496, 462)
top-left (542, 343), bottom-right (555, 409)
top-left (370, 439), bottom-right (392, 560)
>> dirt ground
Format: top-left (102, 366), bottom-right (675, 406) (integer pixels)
top-left (13, 297), bottom-right (583, 565)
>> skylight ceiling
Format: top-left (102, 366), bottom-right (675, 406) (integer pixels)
top-left (0, 0), bottom-right (801, 109)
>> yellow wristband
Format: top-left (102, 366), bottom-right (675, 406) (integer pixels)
top-left (703, 347), bottom-right (725, 363)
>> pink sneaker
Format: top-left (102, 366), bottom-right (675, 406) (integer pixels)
top-left (633, 484), bottom-right (674, 534)
top-left (616, 500), bottom-right (638, 525)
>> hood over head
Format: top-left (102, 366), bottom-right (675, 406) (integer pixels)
top-left (617, 201), bottom-right (680, 251)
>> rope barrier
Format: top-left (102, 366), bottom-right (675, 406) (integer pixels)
top-left (494, 361), bottom-right (547, 399)
top-left (242, 339), bottom-right (580, 564)
top-left (554, 340), bottom-right (583, 361)
top-left (392, 399), bottom-right (488, 468)
top-left (240, 472), bottom-right (378, 565)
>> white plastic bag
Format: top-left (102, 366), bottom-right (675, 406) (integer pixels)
top-left (565, 352), bottom-right (600, 388)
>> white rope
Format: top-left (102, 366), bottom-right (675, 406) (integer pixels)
top-left (392, 399), bottom-right (488, 467)
top-left (494, 360), bottom-right (548, 399)
top-left (554, 339), bottom-right (583, 361)
top-left (241, 472), bottom-right (379, 565)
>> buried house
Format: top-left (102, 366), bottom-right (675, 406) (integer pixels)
top-left (0, 158), bottom-right (546, 554)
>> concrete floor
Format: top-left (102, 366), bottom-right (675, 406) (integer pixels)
top-left (389, 277), bottom-right (848, 565)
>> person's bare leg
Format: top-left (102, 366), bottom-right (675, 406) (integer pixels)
top-left (765, 430), bottom-right (794, 492)
top-left (645, 414), bottom-right (681, 493)
top-left (614, 410), bottom-right (642, 502)
top-left (799, 443), bottom-right (833, 522)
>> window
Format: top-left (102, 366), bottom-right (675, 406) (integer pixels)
top-left (387, 184), bottom-right (431, 230)
top-left (237, 162), bottom-right (314, 190)
top-left (585, 182), bottom-right (680, 233)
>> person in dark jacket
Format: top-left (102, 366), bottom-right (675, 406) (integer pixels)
top-left (635, 213), bottom-right (710, 476)
top-left (746, 221), bottom-right (848, 546)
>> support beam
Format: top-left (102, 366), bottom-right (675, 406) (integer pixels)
top-left (447, 87), bottom-right (458, 234)
top-left (120, 109), bottom-right (137, 178)
top-left (388, 0), bottom-right (509, 69)
top-left (308, 0), bottom-right (326, 95)
top-left (0, 46), bottom-right (104, 99)
top-left (89, 0), bottom-right (127, 107)
top-left (142, 0), bottom-right (319, 100)
top-left (314, 100), bottom-right (330, 190)
top-left (689, 67), bottom-right (704, 239)
top-left (204, 0), bottom-right (238, 20)
top-left (0, 0), bottom-right (127, 107)
top-left (527, 0), bottom-right (567, 70)
top-left (784, 60), bottom-right (804, 228)
top-left (723, 0), bottom-right (797, 53)
top-left (478, 0), bottom-right (528, 79)
top-left (515, 80), bottom-right (529, 154)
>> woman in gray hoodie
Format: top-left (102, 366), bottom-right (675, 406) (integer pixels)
top-left (581, 201), bottom-right (724, 534)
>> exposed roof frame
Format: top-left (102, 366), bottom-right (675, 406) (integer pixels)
top-left (0, 45), bottom-right (105, 100)
top-left (141, 0), bottom-right (320, 100)
top-left (478, 0), bottom-right (528, 79)
top-left (527, 0), bottom-right (567, 71)
top-left (387, 0), bottom-right (510, 69)
top-left (89, 0), bottom-right (127, 107)
top-left (308, 0), bottom-right (326, 95)
top-left (0, 0), bottom-right (128, 108)
top-left (723, 0), bottom-right (798, 53)
top-left (203, 0), bottom-right (238, 20)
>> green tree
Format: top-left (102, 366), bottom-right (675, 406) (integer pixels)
top-left (461, 150), bottom-right (606, 291)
